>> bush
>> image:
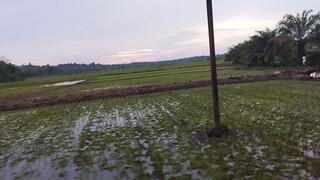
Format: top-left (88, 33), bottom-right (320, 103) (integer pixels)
top-left (306, 52), bottom-right (320, 66)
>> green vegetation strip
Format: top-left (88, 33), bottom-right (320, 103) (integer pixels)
top-left (0, 60), bottom-right (282, 102)
top-left (0, 74), bottom-right (308, 111)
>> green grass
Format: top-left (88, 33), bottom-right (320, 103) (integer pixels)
top-left (0, 60), bottom-right (281, 101)
top-left (1, 80), bottom-right (319, 178)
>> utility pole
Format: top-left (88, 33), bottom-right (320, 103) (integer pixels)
top-left (206, 0), bottom-right (229, 137)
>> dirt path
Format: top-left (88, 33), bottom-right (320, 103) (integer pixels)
top-left (0, 74), bottom-right (313, 111)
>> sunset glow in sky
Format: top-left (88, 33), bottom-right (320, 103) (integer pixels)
top-left (0, 0), bottom-right (319, 65)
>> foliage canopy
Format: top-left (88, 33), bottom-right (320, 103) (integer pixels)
top-left (0, 57), bottom-right (23, 83)
top-left (226, 10), bottom-right (320, 66)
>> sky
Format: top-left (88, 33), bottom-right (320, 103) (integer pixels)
top-left (0, 0), bottom-right (319, 66)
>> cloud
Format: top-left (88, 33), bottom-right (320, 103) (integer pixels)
top-left (110, 49), bottom-right (156, 58)
top-left (103, 47), bottom-right (191, 64)
top-left (105, 28), bottom-right (209, 64)
top-left (215, 16), bottom-right (276, 35)
top-left (156, 27), bottom-right (209, 56)
top-left (3, 0), bottom-right (317, 66)
top-left (213, 16), bottom-right (277, 52)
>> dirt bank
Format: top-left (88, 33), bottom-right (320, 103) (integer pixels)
top-left (0, 74), bottom-right (312, 111)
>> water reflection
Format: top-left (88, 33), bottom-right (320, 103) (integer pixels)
top-left (43, 80), bottom-right (86, 87)
top-left (310, 72), bottom-right (320, 79)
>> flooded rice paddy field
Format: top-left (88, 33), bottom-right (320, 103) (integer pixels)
top-left (0, 62), bottom-right (281, 103)
top-left (0, 80), bottom-right (320, 179)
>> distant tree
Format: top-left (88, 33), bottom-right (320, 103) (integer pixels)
top-left (277, 9), bottom-right (320, 65)
top-left (306, 23), bottom-right (320, 66)
top-left (0, 57), bottom-right (23, 82)
top-left (248, 28), bottom-right (278, 65)
top-left (225, 28), bottom-right (280, 66)
top-left (0, 56), bottom-right (10, 63)
top-left (226, 10), bottom-right (320, 67)
top-left (20, 64), bottom-right (63, 77)
top-left (264, 35), bottom-right (296, 66)
top-left (225, 41), bottom-right (253, 65)
top-left (216, 54), bottom-right (226, 60)
top-left (46, 65), bottom-right (54, 74)
top-left (310, 24), bottom-right (320, 43)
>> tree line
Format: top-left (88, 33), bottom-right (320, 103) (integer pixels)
top-left (0, 56), bottom-right (214, 83)
top-left (0, 56), bottom-right (24, 83)
top-left (225, 10), bottom-right (320, 66)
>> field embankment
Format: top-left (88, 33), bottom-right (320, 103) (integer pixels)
top-left (0, 73), bottom-right (311, 111)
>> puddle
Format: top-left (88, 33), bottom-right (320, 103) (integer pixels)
top-left (42, 80), bottom-right (86, 87)
top-left (131, 113), bottom-right (141, 128)
top-left (303, 150), bottom-right (320, 159)
top-left (103, 109), bottom-right (127, 128)
top-left (2, 119), bottom-right (53, 166)
top-left (73, 113), bottom-right (91, 146)
top-left (87, 107), bottom-right (106, 132)
top-left (0, 155), bottom-right (79, 180)
top-left (299, 169), bottom-right (312, 178)
top-left (265, 164), bottom-right (275, 171)
top-left (310, 72), bottom-right (320, 79)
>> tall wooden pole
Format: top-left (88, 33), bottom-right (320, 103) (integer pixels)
top-left (206, 0), bottom-right (221, 127)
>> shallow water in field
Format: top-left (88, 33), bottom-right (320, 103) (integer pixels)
top-left (42, 80), bottom-right (86, 87)
top-left (310, 72), bottom-right (320, 79)
top-left (1, 80), bottom-right (320, 179)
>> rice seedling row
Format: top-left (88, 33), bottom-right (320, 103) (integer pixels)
top-left (1, 80), bottom-right (319, 178)
top-left (0, 62), bottom-right (281, 102)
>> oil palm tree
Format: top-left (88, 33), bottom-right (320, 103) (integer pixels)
top-left (225, 28), bottom-right (278, 66)
top-left (277, 10), bottom-right (320, 65)
top-left (249, 28), bottom-right (277, 65)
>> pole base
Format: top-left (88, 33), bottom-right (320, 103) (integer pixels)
top-left (207, 123), bottom-right (230, 138)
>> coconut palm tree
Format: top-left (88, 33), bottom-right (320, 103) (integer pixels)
top-left (277, 10), bottom-right (320, 65)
